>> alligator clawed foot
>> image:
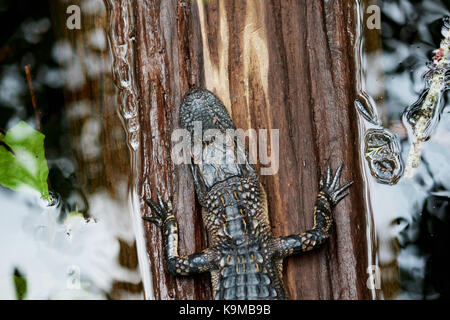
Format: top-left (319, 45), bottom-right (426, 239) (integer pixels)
top-left (143, 191), bottom-right (174, 228)
top-left (320, 164), bottom-right (353, 205)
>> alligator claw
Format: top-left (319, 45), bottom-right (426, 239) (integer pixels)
top-left (326, 165), bottom-right (332, 186)
top-left (142, 215), bottom-right (163, 228)
top-left (322, 164), bottom-right (353, 205)
top-left (143, 191), bottom-right (173, 228)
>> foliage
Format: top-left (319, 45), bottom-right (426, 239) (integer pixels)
top-left (0, 121), bottom-right (50, 202)
top-left (13, 268), bottom-right (27, 300)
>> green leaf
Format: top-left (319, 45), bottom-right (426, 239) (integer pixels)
top-left (13, 268), bottom-right (27, 300)
top-left (0, 121), bottom-right (50, 202)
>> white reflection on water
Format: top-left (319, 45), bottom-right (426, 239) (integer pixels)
top-left (0, 183), bottom-right (141, 299)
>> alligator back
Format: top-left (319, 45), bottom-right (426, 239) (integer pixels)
top-left (201, 176), bottom-right (285, 300)
top-left (214, 244), bottom-right (284, 300)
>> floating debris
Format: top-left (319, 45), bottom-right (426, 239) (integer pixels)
top-left (403, 16), bottom-right (450, 178)
top-left (364, 128), bottom-right (404, 185)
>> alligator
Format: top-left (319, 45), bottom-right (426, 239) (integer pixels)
top-left (144, 88), bottom-right (353, 300)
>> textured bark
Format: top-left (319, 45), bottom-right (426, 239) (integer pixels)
top-left (127, 0), bottom-right (372, 300)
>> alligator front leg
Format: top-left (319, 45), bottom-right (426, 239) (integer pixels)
top-left (143, 192), bottom-right (219, 275)
top-left (274, 164), bottom-right (353, 257)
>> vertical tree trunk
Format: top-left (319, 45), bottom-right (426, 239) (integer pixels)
top-left (106, 0), bottom-right (374, 299)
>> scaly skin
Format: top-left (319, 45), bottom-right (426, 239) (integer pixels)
top-left (144, 88), bottom-right (353, 300)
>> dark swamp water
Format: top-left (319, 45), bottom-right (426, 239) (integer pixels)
top-left (357, 0), bottom-right (450, 299)
top-left (0, 0), bottom-right (144, 299)
top-left (0, 0), bottom-right (449, 299)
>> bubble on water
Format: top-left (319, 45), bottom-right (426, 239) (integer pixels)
top-left (126, 117), bottom-right (140, 133)
top-left (39, 190), bottom-right (61, 208)
top-left (364, 129), bottom-right (404, 185)
top-left (355, 99), bottom-right (380, 126)
top-left (403, 89), bottom-right (431, 127)
top-left (129, 131), bottom-right (140, 150)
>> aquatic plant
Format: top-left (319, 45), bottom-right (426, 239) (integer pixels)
top-left (0, 121), bottom-right (50, 202)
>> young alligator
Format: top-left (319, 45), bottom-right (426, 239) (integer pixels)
top-left (144, 88), bottom-right (353, 300)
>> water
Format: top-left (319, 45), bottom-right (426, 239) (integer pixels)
top-left (0, 0), bottom-right (144, 299)
top-left (356, 0), bottom-right (450, 299)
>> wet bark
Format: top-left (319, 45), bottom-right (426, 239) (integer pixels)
top-left (119, 0), bottom-right (373, 299)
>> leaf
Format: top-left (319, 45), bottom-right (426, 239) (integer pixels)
top-left (13, 268), bottom-right (27, 300)
top-left (0, 121), bottom-right (50, 202)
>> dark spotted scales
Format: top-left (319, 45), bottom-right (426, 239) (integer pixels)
top-left (144, 88), bottom-right (353, 300)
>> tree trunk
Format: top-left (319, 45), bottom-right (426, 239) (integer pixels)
top-left (105, 0), bottom-right (373, 300)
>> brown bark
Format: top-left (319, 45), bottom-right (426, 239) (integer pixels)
top-left (111, 0), bottom-right (373, 300)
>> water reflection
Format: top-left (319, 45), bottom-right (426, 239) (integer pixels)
top-left (358, 0), bottom-right (450, 299)
top-left (0, 0), bottom-right (143, 299)
top-left (0, 189), bottom-right (140, 299)
top-left (403, 17), bottom-right (449, 177)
